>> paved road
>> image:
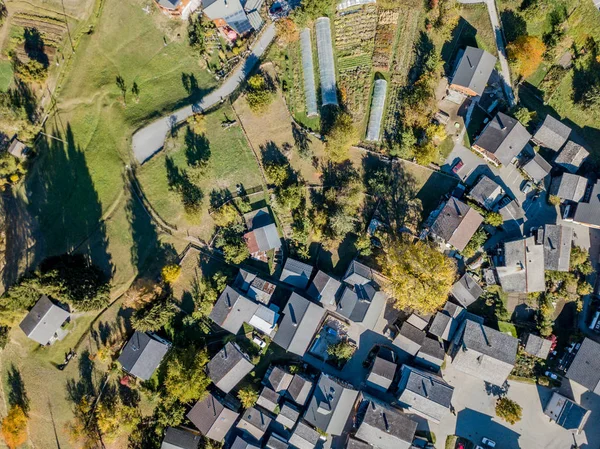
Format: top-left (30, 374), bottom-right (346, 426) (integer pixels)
top-left (459, 0), bottom-right (514, 106)
top-left (131, 23), bottom-right (276, 164)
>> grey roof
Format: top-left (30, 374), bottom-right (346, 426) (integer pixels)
top-left (248, 277), bottom-right (275, 305)
top-left (523, 153), bottom-right (552, 183)
top-left (574, 180), bottom-right (600, 227)
top-left (550, 174), bottom-right (588, 202)
top-left (273, 293), bottom-right (325, 356)
top-left (246, 223), bottom-right (281, 252)
top-left (245, 208), bottom-right (273, 229)
top-left (355, 398), bottom-right (417, 449)
top-left (237, 406), bottom-right (272, 441)
top-left (117, 331), bottom-right (169, 381)
top-left (430, 302), bottom-right (466, 341)
top-left (266, 434), bottom-right (290, 449)
top-left (202, 0), bottom-right (253, 34)
top-left (523, 333), bottom-right (552, 360)
top-left (452, 320), bottom-right (518, 386)
top-left (348, 437), bottom-right (372, 449)
top-left (235, 269), bottom-right (257, 292)
top-left (231, 436), bottom-right (261, 449)
top-left (276, 401), bottom-right (300, 428)
top-left (286, 374), bottom-right (314, 406)
top-left (289, 421), bottom-right (320, 449)
top-left (533, 115), bottom-right (571, 151)
top-left (496, 236), bottom-right (545, 293)
top-left (499, 199), bottom-right (525, 222)
top-left (544, 392), bottom-right (590, 431)
top-left (336, 285), bottom-right (386, 330)
top-left (555, 140), bottom-right (589, 173)
top-left (7, 137), bottom-right (28, 159)
top-left (416, 337), bottom-right (446, 369)
top-left (19, 295), bottom-right (69, 345)
top-left (186, 393), bottom-right (239, 442)
top-left (265, 366), bottom-right (293, 394)
top-left (543, 224), bottom-right (573, 272)
top-left (343, 260), bottom-right (374, 286)
top-left (307, 270), bottom-right (341, 307)
top-left (280, 258), bottom-right (313, 289)
top-left (207, 342), bottom-right (254, 393)
top-left (161, 427), bottom-right (201, 449)
top-left (367, 356), bottom-right (397, 391)
top-left (209, 286), bottom-right (258, 334)
top-left (304, 374), bottom-right (359, 436)
top-left (157, 0), bottom-right (181, 9)
top-left (397, 365), bottom-right (454, 423)
top-left (431, 198), bottom-right (483, 251)
top-left (392, 323), bottom-right (425, 356)
top-left (406, 311), bottom-right (431, 330)
top-left (566, 338), bottom-right (600, 394)
top-left (450, 46), bottom-right (497, 96)
top-left (451, 273), bottom-right (483, 308)
top-left (473, 112), bottom-right (532, 165)
top-left (257, 387), bottom-right (280, 412)
top-left (469, 176), bottom-right (504, 210)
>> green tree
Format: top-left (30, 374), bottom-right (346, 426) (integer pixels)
top-left (215, 224), bottom-right (250, 264)
top-left (164, 350), bottom-right (211, 403)
top-left (212, 203), bottom-right (239, 227)
top-left (495, 397), bottom-right (523, 425)
top-left (327, 340), bottom-right (355, 362)
top-left (96, 399), bottom-right (139, 441)
top-left (511, 106), bottom-right (536, 127)
top-left (188, 15), bottom-right (206, 55)
top-left (264, 161), bottom-right (290, 187)
top-left (277, 183), bottom-right (304, 211)
top-left (325, 112), bottom-right (357, 162)
top-left (571, 246), bottom-right (593, 275)
top-left (246, 74), bottom-right (273, 112)
top-left (237, 387), bottom-right (259, 409)
top-left (131, 300), bottom-right (177, 332)
top-left (329, 209), bottom-right (356, 238)
top-left (485, 212), bottom-right (504, 227)
top-left (355, 233), bottom-right (372, 256)
top-left (379, 237), bottom-right (457, 314)
top-left (462, 228), bottom-right (488, 259)
top-left (0, 325), bottom-right (9, 349)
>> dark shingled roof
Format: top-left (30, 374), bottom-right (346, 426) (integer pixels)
top-left (306, 270), bottom-right (341, 307)
top-left (237, 406), bottom-right (272, 441)
top-left (257, 386), bottom-right (280, 412)
top-left (523, 333), bottom-right (552, 360)
top-left (555, 140), bottom-right (589, 174)
top-left (266, 434), bottom-right (289, 449)
top-left (469, 176), bottom-right (504, 210)
top-left (523, 153), bottom-right (552, 183)
top-left (276, 401), bottom-right (300, 428)
top-left (304, 374), bottom-right (359, 436)
top-left (288, 420), bottom-right (320, 449)
top-left (286, 374), bottom-right (314, 406)
top-left (550, 174), bottom-right (588, 202)
top-left (417, 337), bottom-right (446, 365)
top-left (231, 436), bottom-right (260, 449)
top-left (161, 427), bottom-right (201, 449)
top-left (533, 115), bottom-right (571, 151)
top-left (451, 273), bottom-right (483, 308)
top-left (474, 112), bottom-right (531, 165)
top-left (265, 366), bottom-right (293, 394)
top-left (207, 342), bottom-right (254, 393)
top-left (450, 46), bottom-right (497, 96)
top-left (347, 437), bottom-right (372, 449)
top-left (186, 393), bottom-right (239, 442)
top-left (543, 224), bottom-right (573, 272)
top-left (343, 260), bottom-right (374, 286)
top-left (367, 356), bottom-right (397, 391)
top-left (209, 286), bottom-right (258, 334)
top-left (574, 180), bottom-right (600, 227)
top-left (566, 338), bottom-right (600, 393)
top-left (431, 198), bottom-right (483, 251)
top-left (460, 320), bottom-right (517, 365)
top-left (19, 295), bottom-right (69, 345)
top-left (397, 365), bottom-right (454, 423)
top-left (280, 258), bottom-right (313, 289)
top-left (355, 398), bottom-right (417, 449)
top-left (336, 284), bottom-right (386, 330)
top-left (117, 332), bottom-right (169, 381)
top-left (273, 293), bottom-right (325, 356)
top-left (393, 322), bottom-right (426, 356)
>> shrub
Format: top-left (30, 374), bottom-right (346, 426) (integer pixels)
top-left (495, 397), bottom-right (522, 424)
top-left (246, 74), bottom-right (273, 112)
top-left (485, 212), bottom-right (504, 227)
top-left (548, 195), bottom-right (561, 206)
top-left (237, 387), bottom-right (259, 409)
top-left (1, 405), bottom-right (27, 449)
top-left (161, 264), bottom-right (182, 284)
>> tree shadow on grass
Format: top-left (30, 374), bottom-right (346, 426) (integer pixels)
top-left (66, 349), bottom-right (96, 404)
top-left (23, 27), bottom-right (49, 68)
top-left (184, 127), bottom-right (211, 168)
top-left (500, 9), bottom-right (527, 44)
top-left (7, 364), bottom-right (29, 415)
top-left (164, 156), bottom-right (204, 215)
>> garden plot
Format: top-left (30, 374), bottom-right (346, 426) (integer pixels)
top-left (334, 5), bottom-right (378, 122)
top-left (8, 11), bottom-right (69, 64)
top-left (372, 9), bottom-right (400, 71)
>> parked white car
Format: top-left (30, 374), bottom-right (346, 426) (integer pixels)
top-left (545, 371), bottom-right (558, 380)
top-left (252, 336), bottom-right (266, 349)
top-left (482, 438), bottom-right (496, 448)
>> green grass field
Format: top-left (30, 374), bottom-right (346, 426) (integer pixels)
top-left (0, 61), bottom-right (13, 92)
top-left (137, 103), bottom-right (262, 241)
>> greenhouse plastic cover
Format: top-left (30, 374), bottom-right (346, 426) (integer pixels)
top-left (336, 0), bottom-right (375, 11)
top-left (315, 17), bottom-right (338, 106)
top-left (300, 28), bottom-right (318, 117)
top-left (366, 79), bottom-right (387, 141)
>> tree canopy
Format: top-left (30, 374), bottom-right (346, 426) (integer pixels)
top-left (507, 35), bottom-right (546, 79)
top-left (325, 112), bottom-right (357, 162)
top-left (1, 405), bottom-right (27, 449)
top-left (164, 349), bottom-right (211, 404)
top-left (495, 397), bottom-right (522, 425)
top-left (378, 237), bottom-right (456, 314)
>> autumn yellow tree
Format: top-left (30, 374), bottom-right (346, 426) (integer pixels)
top-left (507, 35), bottom-right (546, 79)
top-left (325, 112), bottom-right (358, 162)
top-left (378, 237), bottom-right (457, 314)
top-left (276, 18), bottom-right (299, 45)
top-left (1, 405), bottom-right (27, 449)
top-left (161, 264), bottom-right (182, 284)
